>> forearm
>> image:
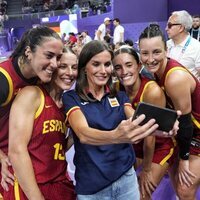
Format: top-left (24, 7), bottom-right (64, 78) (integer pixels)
top-left (0, 149), bottom-right (6, 162)
top-left (142, 136), bottom-right (155, 171)
top-left (73, 126), bottom-right (117, 145)
top-left (177, 113), bottom-right (193, 160)
top-left (9, 150), bottom-right (44, 200)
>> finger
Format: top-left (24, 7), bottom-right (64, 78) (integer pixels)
top-left (5, 159), bottom-right (12, 166)
top-left (181, 173), bottom-right (191, 187)
top-left (177, 110), bottom-right (182, 117)
top-left (178, 173), bottom-right (183, 186)
top-left (5, 177), bottom-right (14, 186)
top-left (6, 172), bottom-right (15, 181)
top-left (140, 183), bottom-right (145, 199)
top-left (144, 182), bottom-right (152, 197)
top-left (1, 180), bottom-right (9, 192)
top-left (183, 171), bottom-right (196, 187)
top-left (131, 123), bottom-right (158, 143)
top-left (148, 181), bottom-right (156, 192)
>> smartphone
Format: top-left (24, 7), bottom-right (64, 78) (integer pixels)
top-left (132, 102), bottom-right (177, 132)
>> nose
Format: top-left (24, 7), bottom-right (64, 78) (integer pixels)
top-left (100, 65), bottom-right (107, 73)
top-left (50, 57), bottom-right (58, 70)
top-left (67, 66), bottom-right (73, 75)
top-left (147, 53), bottom-right (154, 63)
top-left (121, 66), bottom-right (128, 75)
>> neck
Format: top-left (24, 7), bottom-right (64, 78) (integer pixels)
top-left (173, 32), bottom-right (189, 45)
top-left (89, 85), bottom-right (105, 100)
top-left (125, 77), bottom-right (141, 102)
top-left (18, 57), bottom-right (35, 79)
top-left (44, 84), bottom-right (63, 108)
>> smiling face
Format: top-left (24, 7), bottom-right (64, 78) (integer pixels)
top-left (113, 52), bottom-right (140, 87)
top-left (53, 52), bottom-right (78, 91)
top-left (85, 50), bottom-right (112, 90)
top-left (26, 37), bottom-right (63, 83)
top-left (139, 36), bottom-right (167, 75)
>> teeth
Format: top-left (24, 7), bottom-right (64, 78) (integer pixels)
top-left (62, 78), bottom-right (74, 83)
top-left (122, 76), bottom-right (131, 80)
top-left (46, 69), bottom-right (53, 75)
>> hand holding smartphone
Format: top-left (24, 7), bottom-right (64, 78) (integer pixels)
top-left (132, 102), bottom-right (177, 132)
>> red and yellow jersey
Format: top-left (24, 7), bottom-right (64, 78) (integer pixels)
top-left (0, 59), bottom-right (35, 153)
top-left (156, 59), bottom-right (200, 138)
top-left (132, 76), bottom-right (175, 163)
top-left (29, 86), bottom-right (67, 183)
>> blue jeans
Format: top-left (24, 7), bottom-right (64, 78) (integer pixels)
top-left (77, 167), bottom-right (140, 200)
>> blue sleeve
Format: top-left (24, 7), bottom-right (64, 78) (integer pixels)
top-left (117, 91), bottom-right (130, 105)
top-left (62, 90), bottom-right (80, 114)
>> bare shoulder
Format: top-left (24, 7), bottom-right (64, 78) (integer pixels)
top-left (165, 70), bottom-right (195, 92)
top-left (143, 81), bottom-right (165, 106)
top-left (13, 86), bottom-right (42, 108)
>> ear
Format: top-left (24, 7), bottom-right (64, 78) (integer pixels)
top-left (24, 46), bottom-right (32, 59)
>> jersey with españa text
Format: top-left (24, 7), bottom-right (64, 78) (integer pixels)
top-left (28, 86), bottom-right (67, 183)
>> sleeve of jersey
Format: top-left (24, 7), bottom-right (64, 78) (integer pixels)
top-left (62, 90), bottom-right (81, 121)
top-left (0, 72), bottom-right (10, 106)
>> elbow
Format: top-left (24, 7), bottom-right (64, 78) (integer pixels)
top-left (8, 150), bottom-right (18, 164)
top-left (8, 145), bottom-right (26, 163)
top-left (78, 134), bottom-right (89, 144)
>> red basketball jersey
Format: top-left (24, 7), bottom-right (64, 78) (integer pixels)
top-left (29, 86), bottom-right (67, 183)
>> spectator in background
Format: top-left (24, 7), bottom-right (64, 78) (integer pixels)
top-left (166, 10), bottom-right (200, 81)
top-left (114, 42), bottom-right (126, 51)
top-left (66, 32), bottom-right (77, 48)
top-left (81, 30), bottom-right (92, 45)
top-left (43, 1), bottom-right (50, 11)
top-left (61, 32), bottom-right (67, 44)
top-left (190, 15), bottom-right (200, 41)
top-left (113, 18), bottom-right (124, 45)
top-left (125, 39), bottom-right (134, 48)
top-left (103, 35), bottom-right (111, 44)
top-left (94, 17), bottom-right (111, 41)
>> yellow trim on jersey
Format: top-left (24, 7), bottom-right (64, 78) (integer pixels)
top-left (140, 81), bottom-right (155, 102)
top-left (66, 106), bottom-right (80, 119)
top-left (14, 177), bottom-right (20, 200)
top-left (34, 87), bottom-right (45, 119)
top-left (159, 147), bottom-right (174, 166)
top-left (165, 66), bottom-right (188, 85)
top-left (191, 114), bottom-right (200, 129)
top-left (0, 67), bottom-right (13, 106)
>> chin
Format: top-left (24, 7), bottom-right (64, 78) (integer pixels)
top-left (41, 76), bottom-right (52, 83)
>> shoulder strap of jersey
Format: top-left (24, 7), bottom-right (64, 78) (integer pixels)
top-left (140, 80), bottom-right (155, 102)
top-left (34, 86), bottom-right (45, 119)
top-left (0, 67), bottom-right (13, 106)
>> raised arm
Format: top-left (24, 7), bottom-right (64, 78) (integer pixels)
top-left (9, 86), bottom-right (44, 200)
top-left (67, 105), bottom-right (158, 145)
